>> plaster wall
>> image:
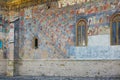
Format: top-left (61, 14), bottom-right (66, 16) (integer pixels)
top-left (19, 60), bottom-right (120, 77)
top-left (1, 0), bottom-right (120, 77)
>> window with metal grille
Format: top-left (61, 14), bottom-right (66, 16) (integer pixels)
top-left (110, 13), bottom-right (120, 45)
top-left (76, 19), bottom-right (88, 46)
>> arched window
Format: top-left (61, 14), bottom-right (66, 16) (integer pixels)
top-left (0, 40), bottom-right (3, 49)
top-left (33, 37), bottom-right (38, 49)
top-left (76, 19), bottom-right (88, 46)
top-left (110, 13), bottom-right (120, 45)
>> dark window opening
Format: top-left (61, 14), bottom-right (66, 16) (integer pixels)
top-left (46, 2), bottom-right (51, 9)
top-left (47, 5), bottom-right (51, 9)
top-left (35, 38), bottom-right (38, 49)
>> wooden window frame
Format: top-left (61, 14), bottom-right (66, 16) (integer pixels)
top-left (110, 13), bottom-right (120, 45)
top-left (76, 19), bottom-right (88, 46)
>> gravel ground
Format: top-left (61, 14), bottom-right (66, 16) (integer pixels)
top-left (0, 76), bottom-right (120, 80)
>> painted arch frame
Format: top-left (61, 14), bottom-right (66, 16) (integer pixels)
top-left (76, 19), bottom-right (88, 46)
top-left (110, 12), bottom-right (120, 45)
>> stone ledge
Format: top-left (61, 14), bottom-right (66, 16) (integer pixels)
top-left (0, 76), bottom-right (120, 80)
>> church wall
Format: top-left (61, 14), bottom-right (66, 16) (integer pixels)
top-left (0, 12), bottom-right (4, 60)
top-left (16, 0), bottom-right (120, 77)
top-left (5, 0), bottom-right (120, 77)
top-left (0, 14), bottom-right (4, 60)
top-left (17, 0), bottom-right (120, 60)
top-left (18, 5), bottom-right (75, 59)
top-left (0, 10), bottom-right (8, 75)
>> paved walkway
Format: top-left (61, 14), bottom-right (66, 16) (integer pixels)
top-left (0, 76), bottom-right (120, 80)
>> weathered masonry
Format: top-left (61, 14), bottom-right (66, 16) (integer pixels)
top-left (0, 0), bottom-right (120, 77)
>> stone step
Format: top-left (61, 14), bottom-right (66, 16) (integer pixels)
top-left (0, 76), bottom-right (120, 80)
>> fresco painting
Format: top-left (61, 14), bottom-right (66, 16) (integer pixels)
top-left (0, 0), bottom-right (120, 60)
top-left (9, 23), bottom-right (14, 43)
top-left (0, 14), bottom-right (5, 59)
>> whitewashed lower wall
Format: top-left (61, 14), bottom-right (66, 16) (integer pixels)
top-left (88, 35), bottom-right (110, 46)
top-left (18, 60), bottom-right (120, 77)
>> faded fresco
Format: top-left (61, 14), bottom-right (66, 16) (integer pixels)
top-left (0, 14), bottom-right (3, 59)
top-left (2, 0), bottom-right (120, 59)
top-left (0, 11), bottom-right (9, 59)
